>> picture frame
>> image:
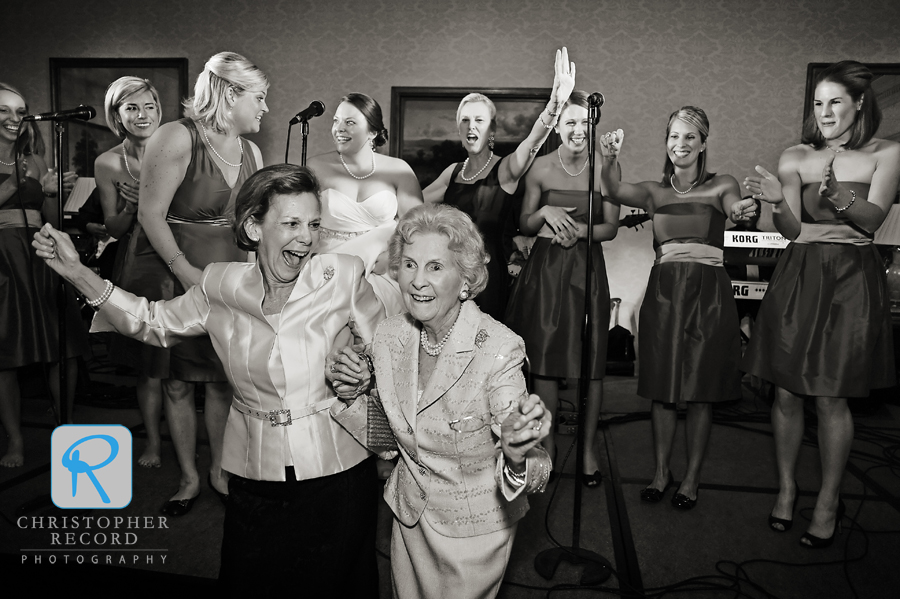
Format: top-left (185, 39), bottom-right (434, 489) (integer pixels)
top-left (389, 86), bottom-right (557, 188)
top-left (49, 57), bottom-right (189, 177)
top-left (803, 62), bottom-right (900, 144)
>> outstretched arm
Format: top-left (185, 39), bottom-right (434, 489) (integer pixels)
top-left (599, 129), bottom-right (652, 210)
top-left (497, 47), bottom-right (576, 194)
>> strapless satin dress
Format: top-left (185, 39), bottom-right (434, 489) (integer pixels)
top-left (317, 188), bottom-right (404, 316)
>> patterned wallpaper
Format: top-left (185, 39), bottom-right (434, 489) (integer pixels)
top-left (4, 0), bottom-right (899, 333)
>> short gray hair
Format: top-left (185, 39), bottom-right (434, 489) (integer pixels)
top-left (389, 203), bottom-right (489, 298)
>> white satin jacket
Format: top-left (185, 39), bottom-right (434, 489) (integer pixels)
top-left (92, 253), bottom-right (385, 481)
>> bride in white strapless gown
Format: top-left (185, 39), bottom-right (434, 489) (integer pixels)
top-left (317, 188), bottom-right (405, 315)
top-left (306, 93), bottom-right (423, 318)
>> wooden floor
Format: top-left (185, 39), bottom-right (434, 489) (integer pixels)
top-left (2, 336), bottom-right (899, 597)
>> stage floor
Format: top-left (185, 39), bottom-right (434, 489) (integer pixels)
top-left (2, 336), bottom-right (899, 597)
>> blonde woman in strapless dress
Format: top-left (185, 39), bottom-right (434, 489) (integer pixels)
top-left (308, 92), bottom-right (422, 316)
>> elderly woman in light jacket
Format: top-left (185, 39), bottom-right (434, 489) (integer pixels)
top-left (34, 164), bottom-right (384, 596)
top-left (328, 203), bottom-right (551, 599)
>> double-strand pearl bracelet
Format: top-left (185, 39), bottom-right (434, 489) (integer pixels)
top-left (86, 279), bottom-right (114, 310)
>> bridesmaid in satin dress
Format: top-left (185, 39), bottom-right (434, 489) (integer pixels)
top-left (308, 92), bottom-right (422, 317)
top-left (505, 91), bottom-right (619, 486)
top-left (744, 61), bottom-right (900, 547)
top-left (138, 52), bottom-right (266, 515)
top-left (599, 107), bottom-right (755, 509)
top-left (423, 47), bottom-right (576, 321)
top-left (0, 82), bottom-right (85, 468)
top-left (94, 76), bottom-right (166, 468)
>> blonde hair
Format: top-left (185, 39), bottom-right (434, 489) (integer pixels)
top-left (0, 82), bottom-right (44, 156)
top-left (456, 93), bottom-right (497, 131)
top-left (104, 76), bottom-right (160, 138)
top-left (184, 52), bottom-right (268, 134)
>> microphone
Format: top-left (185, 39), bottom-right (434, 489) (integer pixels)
top-left (588, 92), bottom-right (605, 108)
top-left (22, 105), bottom-right (97, 122)
top-left (289, 101), bottom-right (325, 125)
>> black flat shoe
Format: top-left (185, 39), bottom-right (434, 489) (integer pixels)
top-left (640, 471), bottom-right (673, 503)
top-left (671, 490), bottom-right (698, 510)
top-left (800, 499), bottom-right (845, 549)
top-left (208, 473), bottom-right (229, 507)
top-left (582, 471), bottom-right (602, 488)
top-left (768, 481), bottom-right (800, 532)
top-left (161, 494), bottom-right (199, 517)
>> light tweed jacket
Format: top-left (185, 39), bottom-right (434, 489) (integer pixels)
top-left (332, 300), bottom-right (550, 538)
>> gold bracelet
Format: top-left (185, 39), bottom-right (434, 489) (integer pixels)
top-left (504, 462), bottom-right (526, 487)
top-left (166, 250), bottom-right (185, 273)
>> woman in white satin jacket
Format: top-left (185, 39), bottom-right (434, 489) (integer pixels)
top-left (33, 164), bottom-right (385, 597)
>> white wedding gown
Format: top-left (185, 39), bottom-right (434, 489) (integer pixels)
top-left (317, 188), bottom-right (405, 316)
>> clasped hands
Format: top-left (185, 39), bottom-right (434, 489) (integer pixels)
top-left (500, 394), bottom-right (551, 470)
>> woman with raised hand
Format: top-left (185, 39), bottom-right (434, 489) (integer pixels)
top-left (35, 164), bottom-right (384, 595)
top-left (505, 90), bottom-right (619, 486)
top-left (138, 51), bottom-right (266, 515)
top-left (423, 48), bottom-right (576, 319)
top-left (744, 61), bottom-right (900, 547)
top-left (599, 107), bottom-right (753, 509)
top-left (308, 92), bottom-right (422, 317)
top-left (94, 76), bottom-right (165, 468)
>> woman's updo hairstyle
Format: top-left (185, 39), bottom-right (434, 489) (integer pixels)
top-left (801, 60), bottom-right (882, 151)
top-left (341, 92), bottom-right (388, 148)
top-left (185, 51), bottom-right (268, 135)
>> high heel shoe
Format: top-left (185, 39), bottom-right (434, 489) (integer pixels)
top-left (640, 471), bottom-right (673, 503)
top-left (768, 481), bottom-right (800, 532)
top-left (799, 499), bottom-right (845, 548)
top-left (582, 471), bottom-right (602, 488)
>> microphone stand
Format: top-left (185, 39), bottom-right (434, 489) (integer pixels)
top-left (284, 119), bottom-right (312, 166)
top-left (533, 97), bottom-right (612, 586)
top-left (54, 121), bottom-right (68, 426)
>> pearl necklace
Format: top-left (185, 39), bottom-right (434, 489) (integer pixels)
top-left (0, 157), bottom-right (14, 167)
top-left (122, 143), bottom-right (140, 184)
top-left (339, 149), bottom-right (376, 180)
top-left (670, 174), bottom-right (698, 195)
top-left (826, 145), bottom-right (847, 153)
top-left (460, 152), bottom-right (493, 182)
top-left (200, 122), bottom-right (243, 168)
top-left (419, 315), bottom-right (460, 357)
top-left (557, 146), bottom-right (588, 177)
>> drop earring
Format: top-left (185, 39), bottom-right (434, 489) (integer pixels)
top-left (488, 135), bottom-right (495, 151)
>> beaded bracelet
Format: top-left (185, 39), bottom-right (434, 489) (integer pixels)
top-left (504, 462), bottom-right (527, 487)
top-left (539, 113), bottom-right (555, 130)
top-left (834, 189), bottom-right (856, 213)
top-left (85, 279), bottom-right (114, 310)
top-left (166, 250), bottom-right (185, 273)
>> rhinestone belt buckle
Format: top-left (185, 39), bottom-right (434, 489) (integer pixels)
top-left (267, 409), bottom-right (293, 427)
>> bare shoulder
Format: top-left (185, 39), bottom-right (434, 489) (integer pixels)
top-left (780, 143), bottom-right (811, 165)
top-left (378, 153), bottom-right (416, 176)
top-left (148, 120), bottom-right (192, 156)
top-left (95, 144), bottom-right (124, 173)
top-left (869, 137), bottom-right (900, 158)
top-left (524, 153), bottom-right (554, 181)
top-left (708, 173), bottom-right (741, 192)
